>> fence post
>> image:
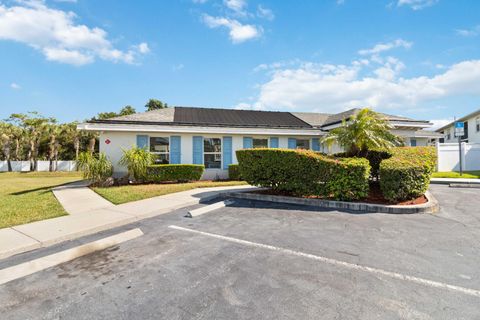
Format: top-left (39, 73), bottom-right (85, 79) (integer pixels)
top-left (435, 141), bottom-right (440, 172)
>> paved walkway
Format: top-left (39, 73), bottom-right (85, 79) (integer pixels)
top-left (0, 183), bottom-right (255, 260)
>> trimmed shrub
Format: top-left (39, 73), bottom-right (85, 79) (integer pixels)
top-left (146, 164), bottom-right (204, 183)
top-left (380, 147), bottom-right (437, 202)
top-left (335, 149), bottom-right (393, 180)
top-left (236, 148), bottom-right (370, 201)
top-left (228, 164), bottom-right (242, 180)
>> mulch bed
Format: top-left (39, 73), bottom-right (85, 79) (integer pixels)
top-left (252, 182), bottom-right (427, 206)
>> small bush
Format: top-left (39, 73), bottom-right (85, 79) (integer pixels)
top-left (228, 164), bottom-right (242, 180)
top-left (236, 148), bottom-right (370, 201)
top-left (118, 147), bottom-right (154, 182)
top-left (380, 147), bottom-right (437, 202)
top-left (146, 164), bottom-right (204, 183)
top-left (77, 152), bottom-right (113, 184)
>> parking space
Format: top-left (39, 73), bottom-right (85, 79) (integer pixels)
top-left (1, 184), bottom-right (479, 319)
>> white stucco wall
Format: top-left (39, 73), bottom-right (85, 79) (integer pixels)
top-left (99, 132), bottom-right (321, 179)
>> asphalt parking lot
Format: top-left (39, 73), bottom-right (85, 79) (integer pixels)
top-left (1, 184), bottom-right (480, 319)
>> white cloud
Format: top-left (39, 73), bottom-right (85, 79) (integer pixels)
top-left (202, 14), bottom-right (262, 43)
top-left (224, 0), bottom-right (247, 15)
top-left (136, 42), bottom-right (150, 54)
top-left (397, 0), bottom-right (438, 10)
top-left (172, 63), bottom-right (184, 71)
top-left (358, 39), bottom-right (412, 55)
top-left (257, 5), bottom-right (274, 20)
top-left (456, 25), bottom-right (480, 37)
top-left (0, 0), bottom-right (148, 65)
top-left (247, 58), bottom-right (480, 114)
top-left (10, 82), bottom-right (21, 89)
top-left (428, 119), bottom-right (453, 131)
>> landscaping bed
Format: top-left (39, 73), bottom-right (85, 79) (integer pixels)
top-left (251, 182), bottom-right (428, 206)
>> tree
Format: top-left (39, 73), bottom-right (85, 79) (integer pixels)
top-left (119, 105), bottom-right (136, 116)
top-left (321, 108), bottom-right (402, 157)
top-left (0, 123), bottom-right (13, 171)
top-left (145, 99), bottom-right (167, 111)
top-left (8, 112), bottom-right (55, 171)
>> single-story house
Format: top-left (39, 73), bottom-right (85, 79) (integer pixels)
top-left (78, 107), bottom-right (437, 179)
top-left (436, 108), bottom-right (480, 143)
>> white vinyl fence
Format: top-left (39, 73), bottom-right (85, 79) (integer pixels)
top-left (437, 143), bottom-right (480, 171)
top-left (0, 161), bottom-right (77, 172)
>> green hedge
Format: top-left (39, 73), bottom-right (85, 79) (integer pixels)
top-left (228, 164), bottom-right (242, 180)
top-left (335, 149), bottom-right (393, 180)
top-left (380, 147), bottom-right (437, 202)
top-left (146, 164), bottom-right (204, 183)
top-left (236, 148), bottom-right (370, 201)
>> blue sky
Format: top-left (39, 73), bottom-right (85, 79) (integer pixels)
top-left (0, 0), bottom-right (479, 129)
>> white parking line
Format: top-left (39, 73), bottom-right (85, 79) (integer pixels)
top-left (0, 228), bottom-right (144, 286)
top-left (168, 225), bottom-right (480, 298)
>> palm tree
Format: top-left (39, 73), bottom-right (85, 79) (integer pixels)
top-left (322, 108), bottom-right (402, 157)
top-left (0, 123), bottom-right (13, 171)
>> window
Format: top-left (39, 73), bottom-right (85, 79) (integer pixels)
top-left (253, 138), bottom-right (268, 148)
top-left (447, 132), bottom-right (451, 140)
top-left (410, 138), bottom-right (417, 147)
top-left (476, 117), bottom-right (480, 133)
top-left (296, 139), bottom-right (310, 150)
top-left (150, 137), bottom-right (169, 164)
top-left (204, 138), bottom-right (222, 169)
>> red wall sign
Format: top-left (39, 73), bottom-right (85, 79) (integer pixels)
top-left (105, 139), bottom-right (111, 145)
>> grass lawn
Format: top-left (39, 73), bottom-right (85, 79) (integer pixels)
top-left (0, 172), bottom-right (83, 229)
top-left (432, 171), bottom-right (480, 179)
top-left (93, 180), bottom-right (248, 204)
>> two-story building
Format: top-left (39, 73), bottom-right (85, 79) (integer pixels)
top-left (436, 108), bottom-right (480, 143)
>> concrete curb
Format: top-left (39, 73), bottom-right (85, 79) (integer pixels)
top-left (430, 178), bottom-right (480, 185)
top-left (226, 191), bottom-right (439, 214)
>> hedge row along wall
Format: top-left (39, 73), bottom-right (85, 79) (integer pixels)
top-left (236, 148), bottom-right (370, 201)
top-left (228, 164), bottom-right (242, 180)
top-left (146, 164), bottom-right (204, 183)
top-left (380, 147), bottom-right (437, 202)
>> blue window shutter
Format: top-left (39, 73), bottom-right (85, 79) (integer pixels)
top-left (243, 137), bottom-right (253, 149)
top-left (312, 138), bottom-right (320, 151)
top-left (410, 138), bottom-right (417, 147)
top-left (270, 137), bottom-right (279, 148)
top-left (192, 136), bottom-right (203, 164)
top-left (288, 138), bottom-right (296, 149)
top-left (223, 136), bottom-right (232, 170)
top-left (170, 136), bottom-right (181, 164)
top-left (137, 135), bottom-right (149, 149)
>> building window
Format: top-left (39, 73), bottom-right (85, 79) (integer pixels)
top-left (253, 138), bottom-right (268, 148)
top-left (150, 137), bottom-right (169, 164)
top-left (410, 138), bottom-right (417, 147)
top-left (204, 138), bottom-right (222, 169)
top-left (296, 139), bottom-right (310, 149)
top-left (476, 117), bottom-right (480, 132)
top-left (447, 132), bottom-right (451, 140)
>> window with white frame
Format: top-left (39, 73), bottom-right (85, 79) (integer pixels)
top-left (476, 117), bottom-right (480, 132)
top-left (253, 138), bottom-right (268, 148)
top-left (204, 138), bottom-right (222, 169)
top-left (296, 139), bottom-right (310, 149)
top-left (150, 137), bottom-right (169, 164)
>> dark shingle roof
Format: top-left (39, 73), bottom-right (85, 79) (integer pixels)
top-left (90, 106), bottom-right (429, 129)
top-left (91, 107), bottom-right (313, 128)
top-left (173, 107), bottom-right (311, 128)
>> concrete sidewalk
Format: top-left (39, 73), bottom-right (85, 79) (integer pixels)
top-left (0, 183), bottom-right (255, 260)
